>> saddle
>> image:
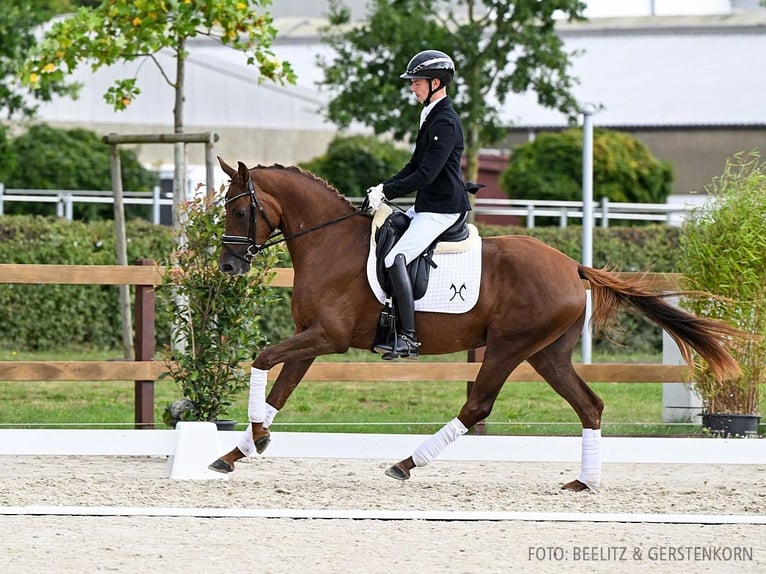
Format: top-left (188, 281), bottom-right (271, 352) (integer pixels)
top-left (374, 210), bottom-right (469, 300)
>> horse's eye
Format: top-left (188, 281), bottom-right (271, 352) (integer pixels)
top-left (235, 208), bottom-right (247, 219)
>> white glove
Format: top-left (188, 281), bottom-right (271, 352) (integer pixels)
top-left (366, 184), bottom-right (386, 212)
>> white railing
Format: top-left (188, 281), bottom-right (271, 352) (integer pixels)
top-left (0, 185), bottom-right (171, 224)
top-left (0, 184), bottom-right (696, 228)
top-left (350, 196), bottom-right (696, 228)
top-left (471, 197), bottom-right (695, 228)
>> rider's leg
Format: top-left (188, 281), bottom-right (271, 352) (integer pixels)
top-left (383, 253), bottom-right (420, 360)
top-left (378, 211), bottom-right (460, 359)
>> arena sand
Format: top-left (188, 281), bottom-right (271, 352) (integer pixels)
top-left (0, 455), bottom-right (764, 573)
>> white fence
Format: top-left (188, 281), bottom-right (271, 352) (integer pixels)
top-left (472, 197), bottom-right (696, 228)
top-left (0, 185), bottom-right (171, 224)
top-left (0, 184), bottom-right (698, 228)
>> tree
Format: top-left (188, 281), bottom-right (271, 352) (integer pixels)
top-left (500, 128), bottom-right (673, 204)
top-left (21, 0), bottom-right (296, 214)
top-left (318, 0), bottom-right (586, 183)
top-left (300, 134), bottom-right (411, 197)
top-left (2, 124), bottom-right (158, 220)
top-left (0, 1), bottom-right (78, 119)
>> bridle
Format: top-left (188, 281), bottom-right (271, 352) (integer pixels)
top-left (221, 174), bottom-right (365, 264)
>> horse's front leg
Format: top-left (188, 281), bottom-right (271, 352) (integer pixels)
top-left (209, 327), bottom-right (342, 474)
top-left (209, 358), bottom-right (314, 473)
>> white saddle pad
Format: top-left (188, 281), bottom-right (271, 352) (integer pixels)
top-left (365, 206), bottom-right (482, 314)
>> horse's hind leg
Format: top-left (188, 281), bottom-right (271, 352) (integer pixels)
top-left (526, 319), bottom-right (604, 491)
top-left (385, 346), bottom-right (523, 481)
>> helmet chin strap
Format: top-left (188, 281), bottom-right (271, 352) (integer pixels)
top-left (423, 78), bottom-right (440, 105)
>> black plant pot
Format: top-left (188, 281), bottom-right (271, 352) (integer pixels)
top-left (214, 419), bottom-right (238, 431)
top-left (701, 413), bottom-right (761, 437)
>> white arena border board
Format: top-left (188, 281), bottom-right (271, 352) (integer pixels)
top-left (0, 429), bottom-right (764, 464)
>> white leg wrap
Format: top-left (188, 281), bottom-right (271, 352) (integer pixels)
top-left (236, 402), bottom-right (278, 457)
top-left (411, 417), bottom-right (468, 467)
top-left (577, 428), bottom-right (602, 490)
top-left (237, 427), bottom-right (258, 457)
top-left (247, 367), bottom-right (268, 422)
top-left (263, 403), bottom-right (279, 429)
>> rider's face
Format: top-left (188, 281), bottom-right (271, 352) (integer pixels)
top-left (410, 78), bottom-right (437, 104)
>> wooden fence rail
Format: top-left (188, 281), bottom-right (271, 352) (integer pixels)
top-left (0, 263), bottom-right (687, 429)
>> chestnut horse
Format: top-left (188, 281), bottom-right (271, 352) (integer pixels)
top-left (209, 158), bottom-right (743, 491)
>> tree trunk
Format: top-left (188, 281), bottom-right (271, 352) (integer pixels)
top-left (172, 35), bottom-right (187, 228)
top-left (464, 122), bottom-right (481, 184)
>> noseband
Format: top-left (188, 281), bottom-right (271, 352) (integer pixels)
top-left (222, 177), bottom-right (280, 263)
top-left (222, 173), bottom-right (365, 264)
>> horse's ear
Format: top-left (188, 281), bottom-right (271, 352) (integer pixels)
top-left (217, 156), bottom-right (236, 178)
top-left (236, 161), bottom-right (250, 181)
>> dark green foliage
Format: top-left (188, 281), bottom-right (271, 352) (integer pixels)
top-left (500, 128), bottom-right (673, 204)
top-left (300, 135), bottom-right (411, 198)
top-left (0, 126), bottom-right (14, 181)
top-left (0, 125), bottom-right (158, 220)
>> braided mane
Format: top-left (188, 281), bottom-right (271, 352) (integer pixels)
top-left (254, 163), bottom-right (357, 211)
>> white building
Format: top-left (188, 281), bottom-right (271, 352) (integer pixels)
top-left (27, 1), bottom-right (766, 194)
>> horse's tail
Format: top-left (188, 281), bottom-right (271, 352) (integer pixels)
top-left (577, 265), bottom-right (744, 382)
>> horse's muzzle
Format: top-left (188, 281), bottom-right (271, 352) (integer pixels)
top-left (219, 258), bottom-right (250, 276)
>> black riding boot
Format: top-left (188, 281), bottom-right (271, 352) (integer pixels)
top-left (382, 254), bottom-right (420, 360)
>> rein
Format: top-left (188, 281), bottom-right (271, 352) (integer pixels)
top-left (222, 175), bottom-right (366, 263)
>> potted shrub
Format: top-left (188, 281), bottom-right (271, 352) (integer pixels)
top-left (677, 151), bottom-right (765, 437)
top-left (159, 190), bottom-right (280, 429)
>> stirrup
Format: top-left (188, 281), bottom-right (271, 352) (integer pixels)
top-left (382, 333), bottom-right (420, 361)
top-left (374, 341), bottom-right (394, 354)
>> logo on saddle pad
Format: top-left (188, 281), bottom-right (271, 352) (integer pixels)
top-left (366, 206), bottom-right (482, 314)
top-left (450, 283), bottom-right (467, 301)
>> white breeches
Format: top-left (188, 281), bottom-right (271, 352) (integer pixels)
top-left (383, 208), bottom-right (460, 267)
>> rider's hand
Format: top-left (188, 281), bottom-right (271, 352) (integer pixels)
top-left (366, 184), bottom-right (385, 212)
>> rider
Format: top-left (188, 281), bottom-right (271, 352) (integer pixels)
top-left (366, 49), bottom-right (471, 360)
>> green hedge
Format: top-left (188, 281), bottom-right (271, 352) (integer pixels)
top-left (500, 128), bottom-right (673, 205)
top-left (0, 215), bottom-right (680, 354)
top-left (0, 216), bottom-right (175, 350)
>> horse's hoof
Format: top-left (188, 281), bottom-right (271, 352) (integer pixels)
top-left (254, 433), bottom-right (271, 454)
top-left (561, 479), bottom-right (590, 492)
top-left (208, 458), bottom-right (234, 474)
top-left (385, 464), bottom-right (410, 481)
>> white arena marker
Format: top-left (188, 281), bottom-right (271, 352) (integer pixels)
top-left (166, 422), bottom-right (227, 480)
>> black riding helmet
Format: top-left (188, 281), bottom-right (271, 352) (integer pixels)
top-left (400, 49), bottom-right (455, 105)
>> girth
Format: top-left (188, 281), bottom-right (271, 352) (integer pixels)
top-left (374, 211), bottom-right (469, 300)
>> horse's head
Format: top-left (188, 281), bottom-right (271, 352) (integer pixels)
top-left (217, 157), bottom-right (281, 276)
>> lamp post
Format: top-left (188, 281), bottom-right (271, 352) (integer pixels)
top-left (581, 104), bottom-right (596, 363)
